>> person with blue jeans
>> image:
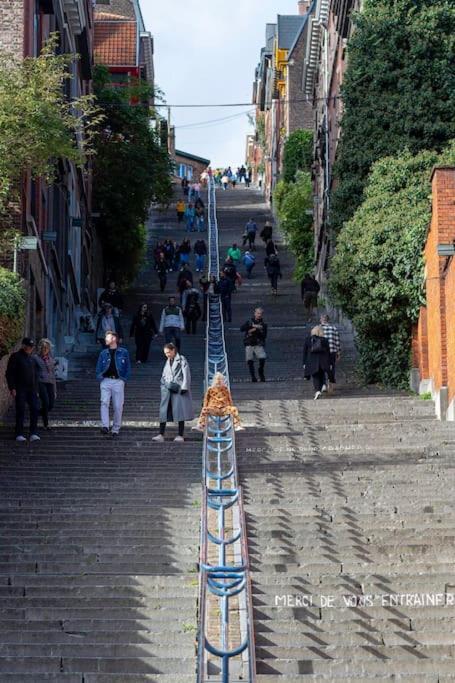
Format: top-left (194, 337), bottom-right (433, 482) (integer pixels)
top-left (184, 203), bottom-right (195, 232)
top-left (96, 331), bottom-right (131, 437)
top-left (194, 238), bottom-right (207, 272)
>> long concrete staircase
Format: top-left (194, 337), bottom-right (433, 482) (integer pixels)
top-left (216, 186), bottom-right (455, 680)
top-left (0, 204), bottom-right (205, 681)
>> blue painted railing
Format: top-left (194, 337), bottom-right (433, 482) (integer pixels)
top-left (196, 178), bottom-right (256, 683)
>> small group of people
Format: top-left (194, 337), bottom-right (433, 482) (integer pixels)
top-left (303, 313), bottom-right (341, 399)
top-left (180, 178), bottom-right (202, 202)
top-left (214, 166), bottom-right (252, 189)
top-left (176, 195), bottom-right (205, 233)
top-left (96, 331), bottom-right (243, 442)
top-left (6, 337), bottom-right (57, 442)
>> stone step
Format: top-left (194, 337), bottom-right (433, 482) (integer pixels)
top-left (0, 656), bottom-right (195, 674)
top-left (254, 657), bottom-right (455, 676)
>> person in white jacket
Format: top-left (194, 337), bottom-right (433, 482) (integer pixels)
top-left (159, 297), bottom-right (185, 352)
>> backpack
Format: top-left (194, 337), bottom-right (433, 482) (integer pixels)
top-left (310, 335), bottom-right (324, 353)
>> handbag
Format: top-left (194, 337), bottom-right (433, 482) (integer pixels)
top-left (166, 381), bottom-right (181, 393)
top-left (310, 336), bottom-right (324, 353)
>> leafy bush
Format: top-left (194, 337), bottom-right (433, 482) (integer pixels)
top-left (331, 0), bottom-right (455, 233)
top-left (330, 143), bottom-right (455, 387)
top-left (93, 66), bottom-right (173, 284)
top-left (0, 35), bottom-right (100, 216)
top-left (0, 268), bottom-right (25, 358)
top-left (282, 130), bottom-right (313, 183)
top-left (274, 171), bottom-right (313, 280)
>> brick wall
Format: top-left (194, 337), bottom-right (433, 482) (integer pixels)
top-left (0, 0), bottom-right (24, 56)
top-left (287, 33), bottom-right (313, 133)
top-left (413, 167), bottom-right (455, 419)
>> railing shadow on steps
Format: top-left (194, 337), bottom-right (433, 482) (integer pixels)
top-left (196, 178), bottom-right (256, 682)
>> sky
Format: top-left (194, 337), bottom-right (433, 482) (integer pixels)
top-left (142, 0), bottom-right (302, 168)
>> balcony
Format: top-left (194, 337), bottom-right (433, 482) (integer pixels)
top-left (62, 0), bottom-right (84, 35)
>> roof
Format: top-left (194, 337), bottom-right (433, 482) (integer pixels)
top-left (288, 0), bottom-right (316, 57)
top-left (277, 14), bottom-right (305, 50)
top-left (94, 0), bottom-right (136, 21)
top-left (265, 23), bottom-right (276, 52)
top-left (94, 21), bottom-right (137, 66)
top-left (175, 150), bottom-right (211, 166)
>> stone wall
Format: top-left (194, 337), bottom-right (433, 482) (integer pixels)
top-left (0, 0), bottom-right (24, 56)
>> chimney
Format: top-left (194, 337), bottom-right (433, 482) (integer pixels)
top-left (298, 0), bottom-right (310, 15)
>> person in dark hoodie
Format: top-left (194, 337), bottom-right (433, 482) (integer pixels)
top-left (5, 337), bottom-right (40, 442)
top-left (265, 253), bottom-right (282, 295)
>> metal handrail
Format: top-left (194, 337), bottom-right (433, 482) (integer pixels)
top-left (196, 178), bottom-right (256, 683)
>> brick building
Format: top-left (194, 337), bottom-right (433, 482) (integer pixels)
top-left (250, 2), bottom-right (314, 201)
top-left (93, 0), bottom-right (154, 93)
top-left (306, 0), bottom-right (361, 286)
top-left (174, 150), bottom-right (211, 182)
top-left (0, 0), bottom-right (102, 353)
top-left (412, 167), bottom-right (455, 420)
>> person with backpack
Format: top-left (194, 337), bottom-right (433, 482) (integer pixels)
top-left (303, 325), bottom-right (331, 400)
top-left (320, 313), bottom-right (341, 393)
top-left (215, 272), bottom-right (234, 323)
top-left (243, 250), bottom-right (256, 279)
top-left (265, 253), bottom-right (282, 295)
top-left (159, 297), bottom-right (185, 351)
top-left (178, 239), bottom-right (192, 266)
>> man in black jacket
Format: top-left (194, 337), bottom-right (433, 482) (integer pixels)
top-left (98, 281), bottom-right (124, 315)
top-left (301, 274), bottom-right (320, 320)
top-left (240, 308), bottom-right (268, 382)
top-left (5, 337), bottom-right (40, 442)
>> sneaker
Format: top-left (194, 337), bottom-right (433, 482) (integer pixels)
top-left (152, 434), bottom-right (165, 442)
top-left (111, 432), bottom-right (119, 438)
top-left (174, 435), bottom-right (185, 442)
top-left (100, 427), bottom-right (109, 435)
top-left (259, 376), bottom-right (266, 383)
top-left (234, 425), bottom-right (245, 432)
top-left (15, 435), bottom-right (26, 442)
top-left (29, 434), bottom-right (41, 442)
top-left (321, 384), bottom-right (327, 393)
top-left (314, 391), bottom-right (321, 400)
top-left (192, 425), bottom-right (204, 432)
top-left (251, 377), bottom-right (258, 383)
top-left (136, 360), bottom-right (142, 365)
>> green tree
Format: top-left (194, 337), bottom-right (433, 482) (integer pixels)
top-left (93, 66), bottom-right (173, 283)
top-left (0, 35), bottom-right (99, 218)
top-left (282, 129), bottom-right (313, 183)
top-left (273, 171), bottom-right (313, 279)
top-left (331, 0), bottom-right (455, 233)
top-left (330, 142), bottom-right (455, 387)
top-left (0, 267), bottom-right (25, 358)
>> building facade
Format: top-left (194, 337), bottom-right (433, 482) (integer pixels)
top-left (249, 2), bottom-right (314, 201)
top-left (0, 0), bottom-right (102, 352)
top-left (93, 0), bottom-right (154, 93)
top-left (307, 0), bottom-right (361, 285)
top-left (174, 150), bottom-right (210, 182)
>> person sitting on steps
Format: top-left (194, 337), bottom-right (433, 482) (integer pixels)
top-left (193, 372), bottom-right (244, 432)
